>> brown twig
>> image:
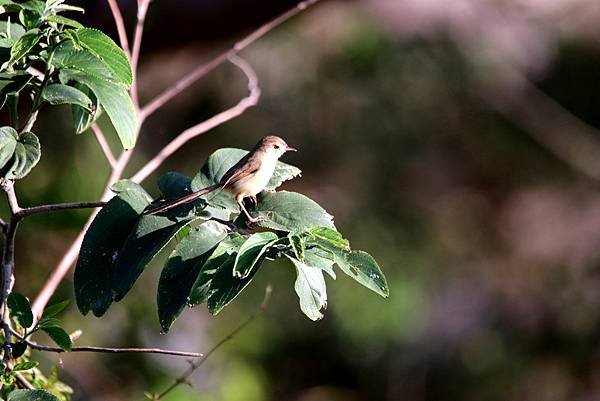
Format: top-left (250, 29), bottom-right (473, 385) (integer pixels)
top-left (91, 123), bottom-right (118, 168)
top-left (139, 0), bottom-right (322, 121)
top-left (155, 285), bottom-right (272, 400)
top-left (27, 340), bottom-right (203, 358)
top-left (130, 0), bottom-right (151, 109)
top-left (131, 55), bottom-right (261, 183)
top-left (106, 0), bottom-right (131, 58)
top-left (14, 201), bottom-right (105, 220)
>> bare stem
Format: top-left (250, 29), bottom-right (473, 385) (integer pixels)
top-left (139, 0), bottom-right (322, 120)
top-left (106, 0), bottom-right (131, 58)
top-left (15, 201), bottom-right (105, 220)
top-left (131, 55), bottom-right (260, 183)
top-left (156, 285), bottom-right (272, 400)
top-left (27, 340), bottom-right (203, 358)
top-left (91, 123), bottom-right (118, 168)
top-left (130, 0), bottom-right (151, 109)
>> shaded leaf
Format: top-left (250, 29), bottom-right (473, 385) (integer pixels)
top-left (42, 83), bottom-right (92, 109)
top-left (74, 189), bottom-right (150, 316)
top-left (7, 292), bottom-right (33, 328)
top-left (287, 255), bottom-right (327, 321)
top-left (71, 83), bottom-right (98, 134)
top-left (188, 233), bottom-right (245, 307)
top-left (157, 221), bottom-right (229, 332)
top-left (233, 232), bottom-right (278, 279)
top-left (0, 126), bottom-right (17, 169)
top-left (252, 191), bottom-right (335, 232)
top-left (8, 389), bottom-right (60, 401)
top-left (304, 248), bottom-right (336, 279)
top-left (3, 131), bottom-right (40, 179)
top-left (41, 326), bottom-right (72, 351)
top-left (10, 341), bottom-right (26, 358)
top-left (112, 213), bottom-right (197, 301)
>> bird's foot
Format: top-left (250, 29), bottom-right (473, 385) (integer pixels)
top-left (248, 195), bottom-right (258, 206)
top-left (246, 215), bottom-right (267, 226)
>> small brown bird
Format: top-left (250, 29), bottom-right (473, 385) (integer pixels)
top-left (144, 135), bottom-right (296, 222)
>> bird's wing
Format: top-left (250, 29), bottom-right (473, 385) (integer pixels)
top-left (218, 152), bottom-right (262, 188)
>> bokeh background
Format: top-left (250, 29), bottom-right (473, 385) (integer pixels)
top-left (5, 0), bottom-right (600, 400)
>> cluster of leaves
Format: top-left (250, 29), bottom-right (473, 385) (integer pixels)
top-left (75, 148), bottom-right (389, 332)
top-left (1, 295), bottom-right (72, 400)
top-left (0, 0), bottom-right (136, 184)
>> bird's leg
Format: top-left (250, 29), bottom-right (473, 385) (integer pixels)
top-left (237, 195), bottom-right (265, 224)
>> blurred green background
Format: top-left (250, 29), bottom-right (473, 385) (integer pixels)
top-left (5, 0), bottom-right (600, 400)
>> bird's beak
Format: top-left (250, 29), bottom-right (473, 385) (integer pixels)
top-left (286, 146), bottom-right (297, 152)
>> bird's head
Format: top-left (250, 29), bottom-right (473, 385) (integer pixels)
top-left (257, 135), bottom-right (296, 159)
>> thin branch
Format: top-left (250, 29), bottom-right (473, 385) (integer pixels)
top-left (131, 55), bottom-right (260, 183)
top-left (27, 340), bottom-right (203, 358)
top-left (91, 123), bottom-right (118, 168)
top-left (139, 0), bottom-right (322, 121)
top-left (1, 180), bottom-right (19, 366)
top-left (15, 201), bottom-right (105, 220)
top-left (106, 0), bottom-right (131, 58)
top-left (156, 285), bottom-right (272, 400)
top-left (130, 0), bottom-right (151, 109)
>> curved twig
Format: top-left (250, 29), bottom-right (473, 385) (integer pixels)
top-left (15, 201), bottom-right (105, 220)
top-left (139, 0), bottom-right (322, 121)
top-left (131, 55), bottom-right (260, 183)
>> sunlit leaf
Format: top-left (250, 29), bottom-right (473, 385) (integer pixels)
top-left (42, 83), bottom-right (92, 109)
top-left (41, 326), bottom-right (72, 351)
top-left (233, 232), bottom-right (278, 279)
top-left (286, 255), bottom-right (327, 321)
top-left (8, 389), bottom-right (60, 401)
top-left (0, 126), bottom-right (17, 169)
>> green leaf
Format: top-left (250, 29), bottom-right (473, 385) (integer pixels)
top-left (188, 233), bottom-right (245, 306)
top-left (3, 131), bottom-right (40, 179)
top-left (112, 214), bottom-right (197, 302)
top-left (308, 226), bottom-right (349, 249)
top-left (157, 221), bottom-right (229, 332)
top-left (191, 148), bottom-right (301, 213)
top-left (0, 126), bottom-right (17, 169)
top-left (70, 83), bottom-right (98, 134)
top-left (46, 14), bottom-right (83, 28)
top-left (41, 299), bottom-right (69, 318)
top-left (252, 191), bottom-right (335, 232)
top-left (110, 179), bottom-right (149, 196)
top-left (207, 251), bottom-right (265, 315)
top-left (304, 248), bottom-right (336, 279)
top-left (7, 292), bottom-right (33, 328)
top-left (41, 326), bottom-right (72, 351)
top-left (52, 41), bottom-right (115, 80)
top-left (233, 232), bottom-right (278, 279)
top-left (288, 233), bottom-right (305, 261)
top-left (8, 389), bottom-right (60, 401)
top-left (74, 189), bottom-right (151, 316)
top-left (71, 28), bottom-right (132, 87)
top-left (59, 68), bottom-right (136, 149)
top-left (12, 360), bottom-right (38, 371)
top-left (286, 255), bottom-right (327, 321)
top-left (337, 251), bottom-right (389, 298)
top-left (36, 316), bottom-right (61, 329)
top-left (42, 83), bottom-right (92, 109)
top-left (4, 30), bottom-right (40, 68)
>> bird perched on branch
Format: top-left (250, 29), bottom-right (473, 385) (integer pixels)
top-left (144, 135), bottom-right (296, 222)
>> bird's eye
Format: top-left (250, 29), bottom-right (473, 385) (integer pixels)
top-left (273, 144), bottom-right (280, 149)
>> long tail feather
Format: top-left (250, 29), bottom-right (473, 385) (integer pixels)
top-left (143, 184), bottom-right (221, 215)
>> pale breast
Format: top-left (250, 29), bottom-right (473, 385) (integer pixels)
top-left (231, 156), bottom-right (277, 196)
